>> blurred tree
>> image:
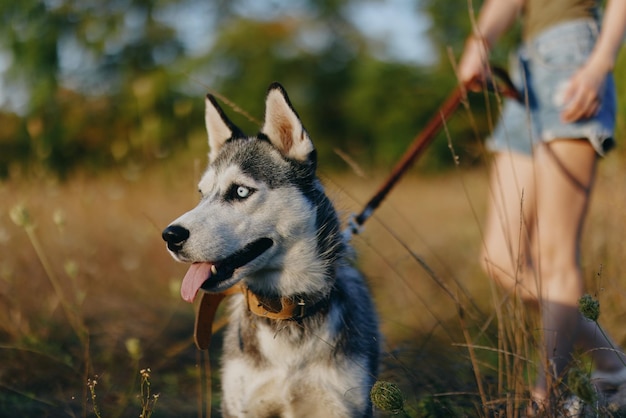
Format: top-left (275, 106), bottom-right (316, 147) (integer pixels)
top-left (186, 0), bottom-right (492, 171)
top-left (0, 0), bottom-right (194, 178)
top-left (3, 0), bottom-right (619, 179)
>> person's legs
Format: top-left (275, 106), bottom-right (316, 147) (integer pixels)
top-left (482, 139), bottom-right (626, 406)
top-left (531, 140), bottom-right (594, 306)
top-left (521, 140), bottom-right (626, 399)
top-left (520, 139), bottom-right (595, 404)
top-left (480, 151), bottom-right (537, 299)
top-left (481, 149), bottom-right (555, 406)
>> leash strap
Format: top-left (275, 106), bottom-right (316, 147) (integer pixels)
top-left (194, 286), bottom-right (243, 350)
top-left (347, 66), bottom-right (521, 236)
top-left (348, 87), bottom-right (463, 235)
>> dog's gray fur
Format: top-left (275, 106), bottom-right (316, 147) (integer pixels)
top-left (163, 83), bottom-right (380, 417)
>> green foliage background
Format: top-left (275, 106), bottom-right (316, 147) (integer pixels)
top-left (0, 0), bottom-right (623, 179)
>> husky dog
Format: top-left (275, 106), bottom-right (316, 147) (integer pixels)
top-left (162, 83), bottom-right (380, 418)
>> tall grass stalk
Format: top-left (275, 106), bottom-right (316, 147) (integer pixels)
top-left (10, 203), bottom-right (93, 417)
top-left (9, 204), bottom-right (88, 344)
top-left (86, 370), bottom-right (160, 418)
top-left (457, 305), bottom-right (489, 416)
top-left (139, 368), bottom-right (159, 418)
top-left (87, 377), bottom-right (102, 418)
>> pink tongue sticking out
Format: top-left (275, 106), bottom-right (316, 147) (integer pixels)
top-left (181, 262), bottom-right (214, 303)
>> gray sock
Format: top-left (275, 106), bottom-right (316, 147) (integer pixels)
top-left (536, 301), bottom-right (581, 396)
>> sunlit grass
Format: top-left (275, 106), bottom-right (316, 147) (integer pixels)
top-left (1, 148), bottom-right (625, 416)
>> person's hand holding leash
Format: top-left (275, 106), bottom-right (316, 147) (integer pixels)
top-left (457, 0), bottom-right (522, 91)
top-left (458, 35), bottom-right (491, 92)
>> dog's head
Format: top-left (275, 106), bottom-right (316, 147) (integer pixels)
top-left (163, 83), bottom-right (337, 303)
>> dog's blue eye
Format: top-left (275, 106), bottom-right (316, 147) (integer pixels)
top-left (226, 184), bottom-right (254, 201)
top-left (236, 186), bottom-right (250, 198)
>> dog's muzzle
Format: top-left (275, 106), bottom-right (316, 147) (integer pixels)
top-left (162, 225), bottom-right (190, 252)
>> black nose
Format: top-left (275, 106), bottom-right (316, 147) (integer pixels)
top-left (162, 225), bottom-right (190, 251)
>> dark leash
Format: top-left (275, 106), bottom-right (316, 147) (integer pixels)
top-left (345, 65), bottom-right (523, 237)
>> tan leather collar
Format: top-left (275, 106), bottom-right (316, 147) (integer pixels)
top-left (193, 284), bottom-right (330, 350)
top-left (243, 286), bottom-right (329, 321)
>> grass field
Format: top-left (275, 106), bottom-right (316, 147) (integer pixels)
top-left (1, 148), bottom-right (625, 417)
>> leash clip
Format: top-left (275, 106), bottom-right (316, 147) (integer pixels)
top-left (297, 298), bottom-right (306, 318)
top-left (344, 213), bottom-right (364, 240)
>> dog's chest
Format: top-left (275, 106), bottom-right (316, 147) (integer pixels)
top-left (226, 295), bottom-right (340, 365)
top-left (221, 321), bottom-right (363, 417)
top-left (255, 318), bottom-right (334, 365)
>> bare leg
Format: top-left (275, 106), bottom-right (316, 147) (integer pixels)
top-left (527, 140), bottom-right (593, 399)
top-left (481, 140), bottom-right (626, 405)
top-left (531, 140), bottom-right (592, 305)
top-left (480, 151), bottom-right (536, 299)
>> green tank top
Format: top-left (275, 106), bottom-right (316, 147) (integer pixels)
top-left (524, 0), bottom-right (599, 40)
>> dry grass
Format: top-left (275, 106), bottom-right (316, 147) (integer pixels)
top-left (1, 149), bottom-right (625, 416)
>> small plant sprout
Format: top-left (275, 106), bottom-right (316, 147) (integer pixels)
top-left (579, 294), bottom-right (600, 322)
top-left (53, 208), bottom-right (66, 231)
top-left (87, 376), bottom-right (102, 418)
top-left (10, 204), bottom-right (32, 229)
top-left (125, 337), bottom-right (142, 361)
top-left (578, 293), bottom-right (626, 368)
top-left (139, 368), bottom-right (159, 418)
top-left (567, 366), bottom-right (597, 404)
top-left (370, 380), bottom-right (405, 415)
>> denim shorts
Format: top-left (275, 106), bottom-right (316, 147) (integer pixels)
top-left (488, 19), bottom-right (616, 156)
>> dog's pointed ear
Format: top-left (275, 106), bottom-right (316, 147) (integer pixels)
top-left (261, 83), bottom-right (314, 162)
top-left (205, 94), bottom-right (244, 163)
